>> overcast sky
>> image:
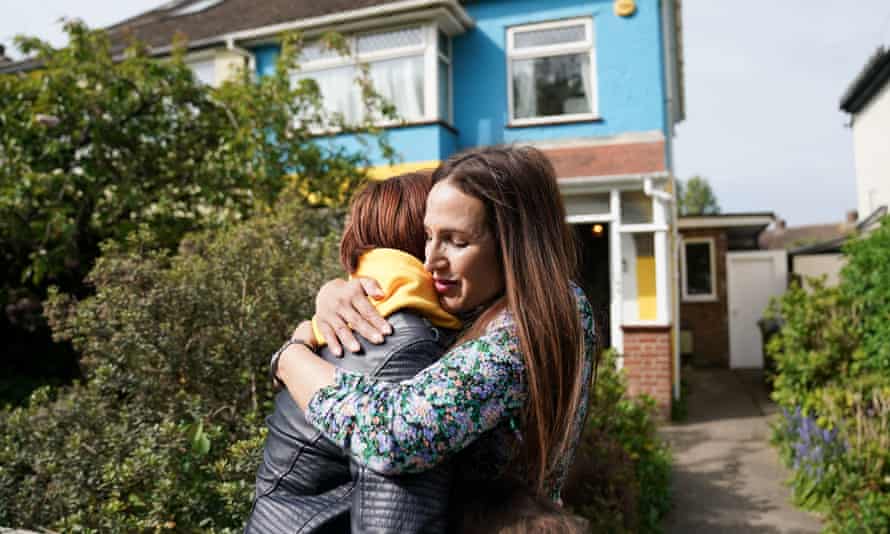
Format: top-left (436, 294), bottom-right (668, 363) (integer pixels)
top-left (3, 1), bottom-right (889, 226)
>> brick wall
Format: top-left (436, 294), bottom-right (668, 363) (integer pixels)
top-left (543, 140), bottom-right (666, 177)
top-left (678, 228), bottom-right (730, 367)
top-left (622, 325), bottom-right (672, 420)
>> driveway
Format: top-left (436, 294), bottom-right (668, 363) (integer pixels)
top-left (660, 368), bottom-right (822, 533)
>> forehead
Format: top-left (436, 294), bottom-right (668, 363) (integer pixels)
top-left (425, 181), bottom-right (486, 233)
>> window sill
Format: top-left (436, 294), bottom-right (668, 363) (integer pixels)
top-left (308, 119), bottom-right (458, 138)
top-left (380, 119), bottom-right (458, 135)
top-left (681, 295), bottom-right (718, 303)
top-left (506, 115), bottom-right (603, 129)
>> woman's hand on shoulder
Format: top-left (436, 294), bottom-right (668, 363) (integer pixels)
top-left (314, 277), bottom-right (392, 356)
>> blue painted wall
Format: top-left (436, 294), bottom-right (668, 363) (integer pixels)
top-left (252, 0), bottom-right (669, 165)
top-left (455, 0), bottom-right (667, 148)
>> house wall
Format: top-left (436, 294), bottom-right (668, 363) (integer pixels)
top-left (250, 0), bottom-right (671, 169)
top-left (455, 0), bottom-right (668, 148)
top-left (679, 228), bottom-right (730, 367)
top-left (792, 253), bottom-right (846, 289)
top-left (852, 79), bottom-right (890, 216)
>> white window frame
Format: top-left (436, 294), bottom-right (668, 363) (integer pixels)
top-left (294, 23), bottom-right (452, 127)
top-left (506, 17), bottom-right (599, 127)
top-left (681, 237), bottom-right (718, 302)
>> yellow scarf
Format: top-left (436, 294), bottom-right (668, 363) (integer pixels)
top-left (312, 248), bottom-right (461, 345)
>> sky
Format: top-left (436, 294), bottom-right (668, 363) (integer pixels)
top-left (2, 1), bottom-right (889, 226)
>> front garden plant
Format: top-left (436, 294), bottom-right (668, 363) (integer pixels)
top-left (767, 216), bottom-right (890, 533)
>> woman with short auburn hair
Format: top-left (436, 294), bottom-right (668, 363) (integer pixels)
top-left (246, 172), bottom-right (461, 533)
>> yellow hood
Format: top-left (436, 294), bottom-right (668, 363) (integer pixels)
top-left (312, 248), bottom-right (461, 345)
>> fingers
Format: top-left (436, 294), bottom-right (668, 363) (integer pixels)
top-left (359, 277), bottom-right (384, 299)
top-left (315, 318), bottom-right (342, 357)
top-left (356, 277), bottom-right (392, 336)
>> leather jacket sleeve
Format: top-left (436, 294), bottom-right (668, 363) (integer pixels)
top-left (246, 311), bottom-right (453, 534)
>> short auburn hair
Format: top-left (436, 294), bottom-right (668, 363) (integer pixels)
top-left (339, 172), bottom-right (432, 273)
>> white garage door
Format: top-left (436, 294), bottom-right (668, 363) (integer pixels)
top-left (727, 251), bottom-right (788, 368)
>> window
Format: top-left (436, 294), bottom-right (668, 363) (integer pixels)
top-left (187, 57), bottom-right (216, 86)
top-left (682, 238), bottom-right (717, 301)
top-left (507, 18), bottom-right (597, 125)
top-left (292, 25), bottom-right (451, 126)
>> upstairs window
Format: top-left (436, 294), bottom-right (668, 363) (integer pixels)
top-left (292, 25), bottom-right (451, 126)
top-left (507, 18), bottom-right (597, 125)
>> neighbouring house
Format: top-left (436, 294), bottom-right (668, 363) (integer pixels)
top-left (677, 213), bottom-right (785, 369)
top-left (1, 0), bottom-right (686, 416)
top-left (840, 46), bottom-right (890, 233)
top-left (759, 212), bottom-right (858, 289)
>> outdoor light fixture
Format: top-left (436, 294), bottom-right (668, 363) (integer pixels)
top-left (591, 224), bottom-right (604, 237)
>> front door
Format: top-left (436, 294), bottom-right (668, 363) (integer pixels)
top-left (727, 251), bottom-right (787, 368)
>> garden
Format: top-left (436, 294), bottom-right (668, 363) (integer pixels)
top-left (767, 216), bottom-right (890, 532)
top-left (0, 24), bottom-right (672, 532)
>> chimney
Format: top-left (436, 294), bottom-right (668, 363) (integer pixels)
top-left (776, 219), bottom-right (786, 231)
top-left (846, 210), bottom-right (858, 225)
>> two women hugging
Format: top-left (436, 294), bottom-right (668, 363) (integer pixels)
top-left (245, 146), bottom-right (597, 533)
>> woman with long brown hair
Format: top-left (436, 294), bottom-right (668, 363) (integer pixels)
top-left (274, 145), bottom-right (596, 508)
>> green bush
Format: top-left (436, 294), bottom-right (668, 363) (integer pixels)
top-left (0, 199), bottom-right (344, 531)
top-left (563, 350), bottom-right (673, 533)
top-left (767, 216), bottom-right (890, 533)
top-left (1, 21), bottom-right (393, 404)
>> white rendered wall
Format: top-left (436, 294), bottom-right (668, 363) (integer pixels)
top-left (851, 81), bottom-right (890, 217)
top-left (792, 254), bottom-right (846, 289)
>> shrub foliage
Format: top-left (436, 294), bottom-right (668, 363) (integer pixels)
top-left (563, 350), bottom-right (673, 533)
top-left (0, 21), bottom-right (392, 403)
top-left (767, 216), bottom-right (890, 532)
top-left (0, 201), bottom-right (344, 531)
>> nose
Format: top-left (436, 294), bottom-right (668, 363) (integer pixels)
top-left (424, 239), bottom-right (447, 273)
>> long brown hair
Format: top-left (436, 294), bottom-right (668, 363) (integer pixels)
top-left (339, 172), bottom-right (432, 272)
top-left (431, 146), bottom-right (584, 495)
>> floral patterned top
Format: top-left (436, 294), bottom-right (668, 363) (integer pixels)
top-left (305, 284), bottom-right (596, 500)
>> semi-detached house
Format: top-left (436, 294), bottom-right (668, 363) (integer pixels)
top-left (3, 0), bottom-right (686, 416)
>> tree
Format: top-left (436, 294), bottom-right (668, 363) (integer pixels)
top-left (0, 21), bottom-right (393, 400)
top-left (676, 175), bottom-right (721, 216)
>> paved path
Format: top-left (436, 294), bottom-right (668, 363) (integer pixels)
top-left (660, 368), bottom-right (823, 534)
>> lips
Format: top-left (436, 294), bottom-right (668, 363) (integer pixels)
top-left (433, 278), bottom-right (458, 294)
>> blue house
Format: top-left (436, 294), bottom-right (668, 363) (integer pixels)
top-left (4, 0), bottom-right (685, 414)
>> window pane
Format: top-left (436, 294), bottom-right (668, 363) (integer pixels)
top-left (299, 41), bottom-right (343, 63)
top-left (295, 55), bottom-right (426, 123)
top-left (685, 243), bottom-right (713, 296)
top-left (188, 58), bottom-right (216, 85)
top-left (621, 191), bottom-right (653, 224)
top-left (438, 30), bottom-right (450, 59)
top-left (622, 233), bottom-right (657, 322)
top-left (439, 59), bottom-right (450, 122)
top-left (564, 193), bottom-right (609, 217)
top-left (512, 53), bottom-right (592, 119)
top-left (514, 24), bottom-right (586, 49)
top-left (293, 65), bottom-right (361, 123)
top-left (368, 55), bottom-right (425, 120)
top-left (358, 27), bottom-right (424, 54)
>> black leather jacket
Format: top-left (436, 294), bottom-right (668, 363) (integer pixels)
top-left (245, 311), bottom-right (455, 534)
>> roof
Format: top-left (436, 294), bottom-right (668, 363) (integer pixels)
top-left (678, 212), bottom-right (775, 229)
top-left (103, 0), bottom-right (401, 50)
top-left (0, 0), bottom-right (471, 73)
top-left (840, 46), bottom-right (890, 114)
top-left (759, 221), bottom-right (856, 251)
